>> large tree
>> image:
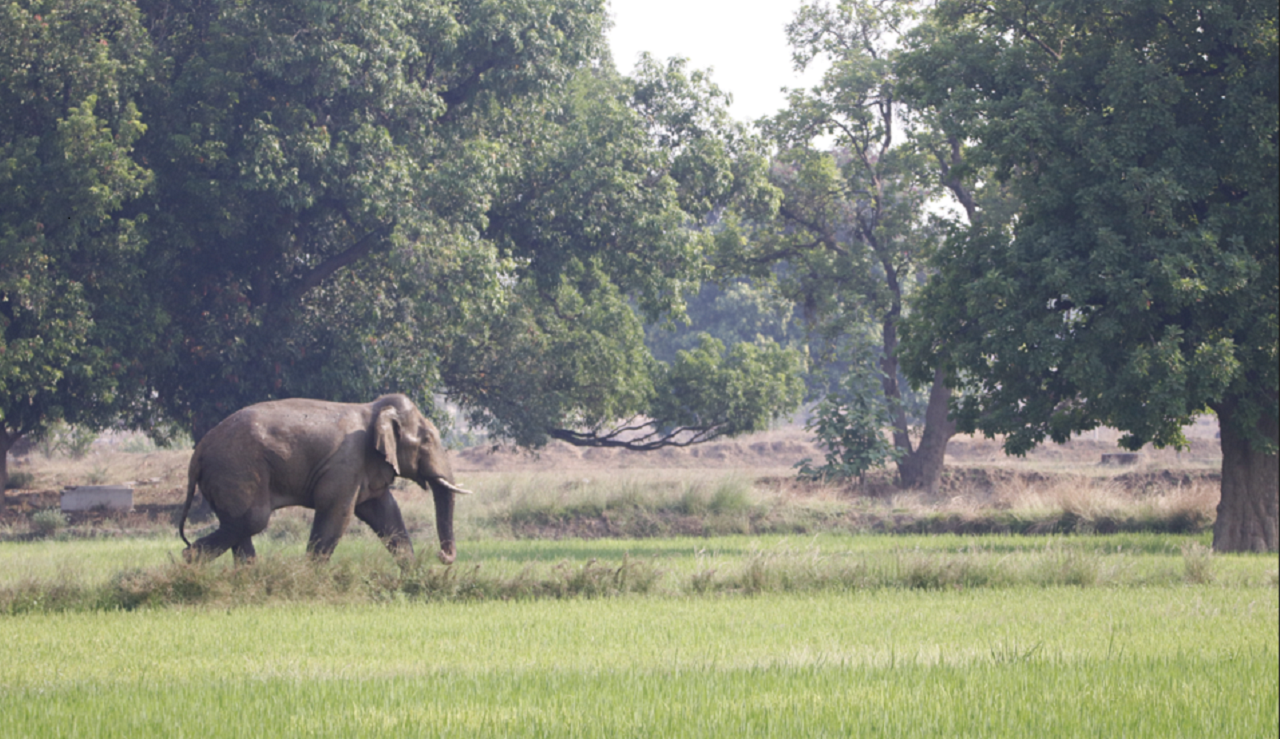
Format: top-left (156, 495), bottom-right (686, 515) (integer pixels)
top-left (899, 0), bottom-right (1278, 551)
top-left (126, 0), bottom-right (803, 446)
top-left (446, 56), bottom-right (805, 448)
top-left (131, 0), bottom-right (609, 437)
top-left (726, 0), bottom-right (966, 491)
top-left (0, 0), bottom-right (156, 494)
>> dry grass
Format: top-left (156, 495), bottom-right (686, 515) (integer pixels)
top-left (878, 472), bottom-right (1219, 528)
top-left (2, 426), bottom-right (1224, 541)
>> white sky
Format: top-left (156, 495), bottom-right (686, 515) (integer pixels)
top-left (606, 0), bottom-right (823, 123)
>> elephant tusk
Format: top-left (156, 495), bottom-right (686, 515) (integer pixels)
top-left (436, 478), bottom-right (474, 495)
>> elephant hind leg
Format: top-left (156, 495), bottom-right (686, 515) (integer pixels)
top-left (186, 505), bottom-right (271, 564)
top-left (185, 526), bottom-right (238, 563)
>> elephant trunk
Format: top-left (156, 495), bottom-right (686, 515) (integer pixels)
top-left (429, 481), bottom-right (457, 565)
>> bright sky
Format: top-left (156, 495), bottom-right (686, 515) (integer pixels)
top-left (606, 0), bottom-right (823, 123)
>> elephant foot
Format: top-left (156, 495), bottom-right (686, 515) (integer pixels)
top-left (182, 546), bottom-right (214, 564)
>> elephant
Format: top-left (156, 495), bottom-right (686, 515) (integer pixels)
top-left (178, 394), bottom-right (471, 565)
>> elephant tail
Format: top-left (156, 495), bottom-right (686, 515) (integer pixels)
top-left (179, 452), bottom-right (200, 548)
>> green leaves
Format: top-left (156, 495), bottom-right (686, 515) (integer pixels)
top-left (2, 0), bottom-right (804, 456)
top-left (899, 0), bottom-right (1278, 454)
top-left (444, 257), bottom-right (658, 447)
top-left (1, 0), bottom-right (155, 446)
top-left (134, 0), bottom-right (609, 431)
top-left (653, 335), bottom-right (806, 441)
top-left (725, 1), bottom-right (957, 488)
top-left (797, 361), bottom-right (901, 482)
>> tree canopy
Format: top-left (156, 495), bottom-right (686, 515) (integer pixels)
top-left (0, 0), bottom-right (156, 489)
top-left (1, 0), bottom-right (806, 490)
top-left (131, 0), bottom-right (613, 435)
top-left (447, 56), bottom-right (803, 448)
top-left (898, 0), bottom-right (1278, 551)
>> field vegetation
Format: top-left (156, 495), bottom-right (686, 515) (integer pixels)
top-left (2, 429), bottom-right (1277, 736)
top-left (0, 425), bottom-right (1242, 614)
top-left (1, 581), bottom-right (1275, 736)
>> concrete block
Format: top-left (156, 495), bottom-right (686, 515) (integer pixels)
top-left (61, 485), bottom-right (133, 512)
top-left (1100, 453), bottom-right (1141, 466)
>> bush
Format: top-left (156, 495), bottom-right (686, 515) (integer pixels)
top-left (796, 363), bottom-right (901, 483)
top-left (31, 509), bottom-right (68, 536)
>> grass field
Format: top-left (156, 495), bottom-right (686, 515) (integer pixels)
top-left (1, 532), bottom-right (1277, 737)
top-left (1, 432), bottom-right (1274, 736)
top-left (2, 531), bottom-right (1276, 610)
top-left (1, 584), bottom-right (1276, 737)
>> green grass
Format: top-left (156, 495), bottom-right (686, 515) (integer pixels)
top-left (1, 587), bottom-right (1275, 737)
top-left (1, 533), bottom-right (1276, 736)
top-left (0, 538), bottom-right (177, 588)
top-left (2, 532), bottom-right (1275, 613)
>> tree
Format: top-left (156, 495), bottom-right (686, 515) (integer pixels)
top-left (119, 0), bottom-right (803, 449)
top-left (131, 0), bottom-right (608, 437)
top-left (0, 0), bottom-right (155, 494)
top-left (443, 57), bottom-right (805, 448)
top-left (899, 0), bottom-right (1278, 551)
top-left (644, 280), bottom-right (801, 366)
top-left (727, 0), bottom-right (963, 491)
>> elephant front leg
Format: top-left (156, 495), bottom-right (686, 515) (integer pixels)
top-left (354, 492), bottom-right (414, 562)
top-left (307, 503), bottom-right (355, 561)
top-left (232, 538), bottom-right (257, 564)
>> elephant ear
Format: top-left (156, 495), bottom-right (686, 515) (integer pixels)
top-left (374, 406), bottom-right (401, 476)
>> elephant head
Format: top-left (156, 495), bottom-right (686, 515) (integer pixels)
top-left (372, 397), bottom-right (472, 564)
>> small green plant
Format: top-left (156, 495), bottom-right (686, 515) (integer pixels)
top-left (797, 363), bottom-right (901, 483)
top-left (33, 422), bottom-right (100, 459)
top-left (708, 478), bottom-right (752, 514)
top-left (138, 423), bottom-right (193, 451)
top-left (36, 424), bottom-right (65, 458)
top-left (31, 509), bottom-right (68, 537)
top-left (121, 434), bottom-right (157, 454)
top-left (677, 485), bottom-right (710, 515)
top-left (63, 425), bottom-right (99, 459)
top-left (85, 467), bottom-right (110, 485)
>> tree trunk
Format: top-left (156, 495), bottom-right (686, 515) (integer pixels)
top-left (0, 429), bottom-right (13, 508)
top-left (896, 367), bottom-right (957, 493)
top-left (1211, 399), bottom-right (1279, 553)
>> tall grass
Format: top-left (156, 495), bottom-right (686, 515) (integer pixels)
top-left (2, 532), bottom-right (1275, 614)
top-left (433, 467), bottom-right (1223, 541)
top-left (3, 465), bottom-right (1219, 544)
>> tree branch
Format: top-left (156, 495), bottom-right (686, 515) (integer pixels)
top-left (778, 204), bottom-right (846, 254)
top-left (977, 2), bottom-right (1062, 61)
top-left (547, 420), bottom-right (728, 451)
top-left (933, 136), bottom-right (979, 223)
top-left (288, 222), bottom-right (394, 302)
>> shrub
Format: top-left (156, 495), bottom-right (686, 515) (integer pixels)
top-left (31, 509), bottom-right (68, 536)
top-left (796, 363), bottom-right (901, 483)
